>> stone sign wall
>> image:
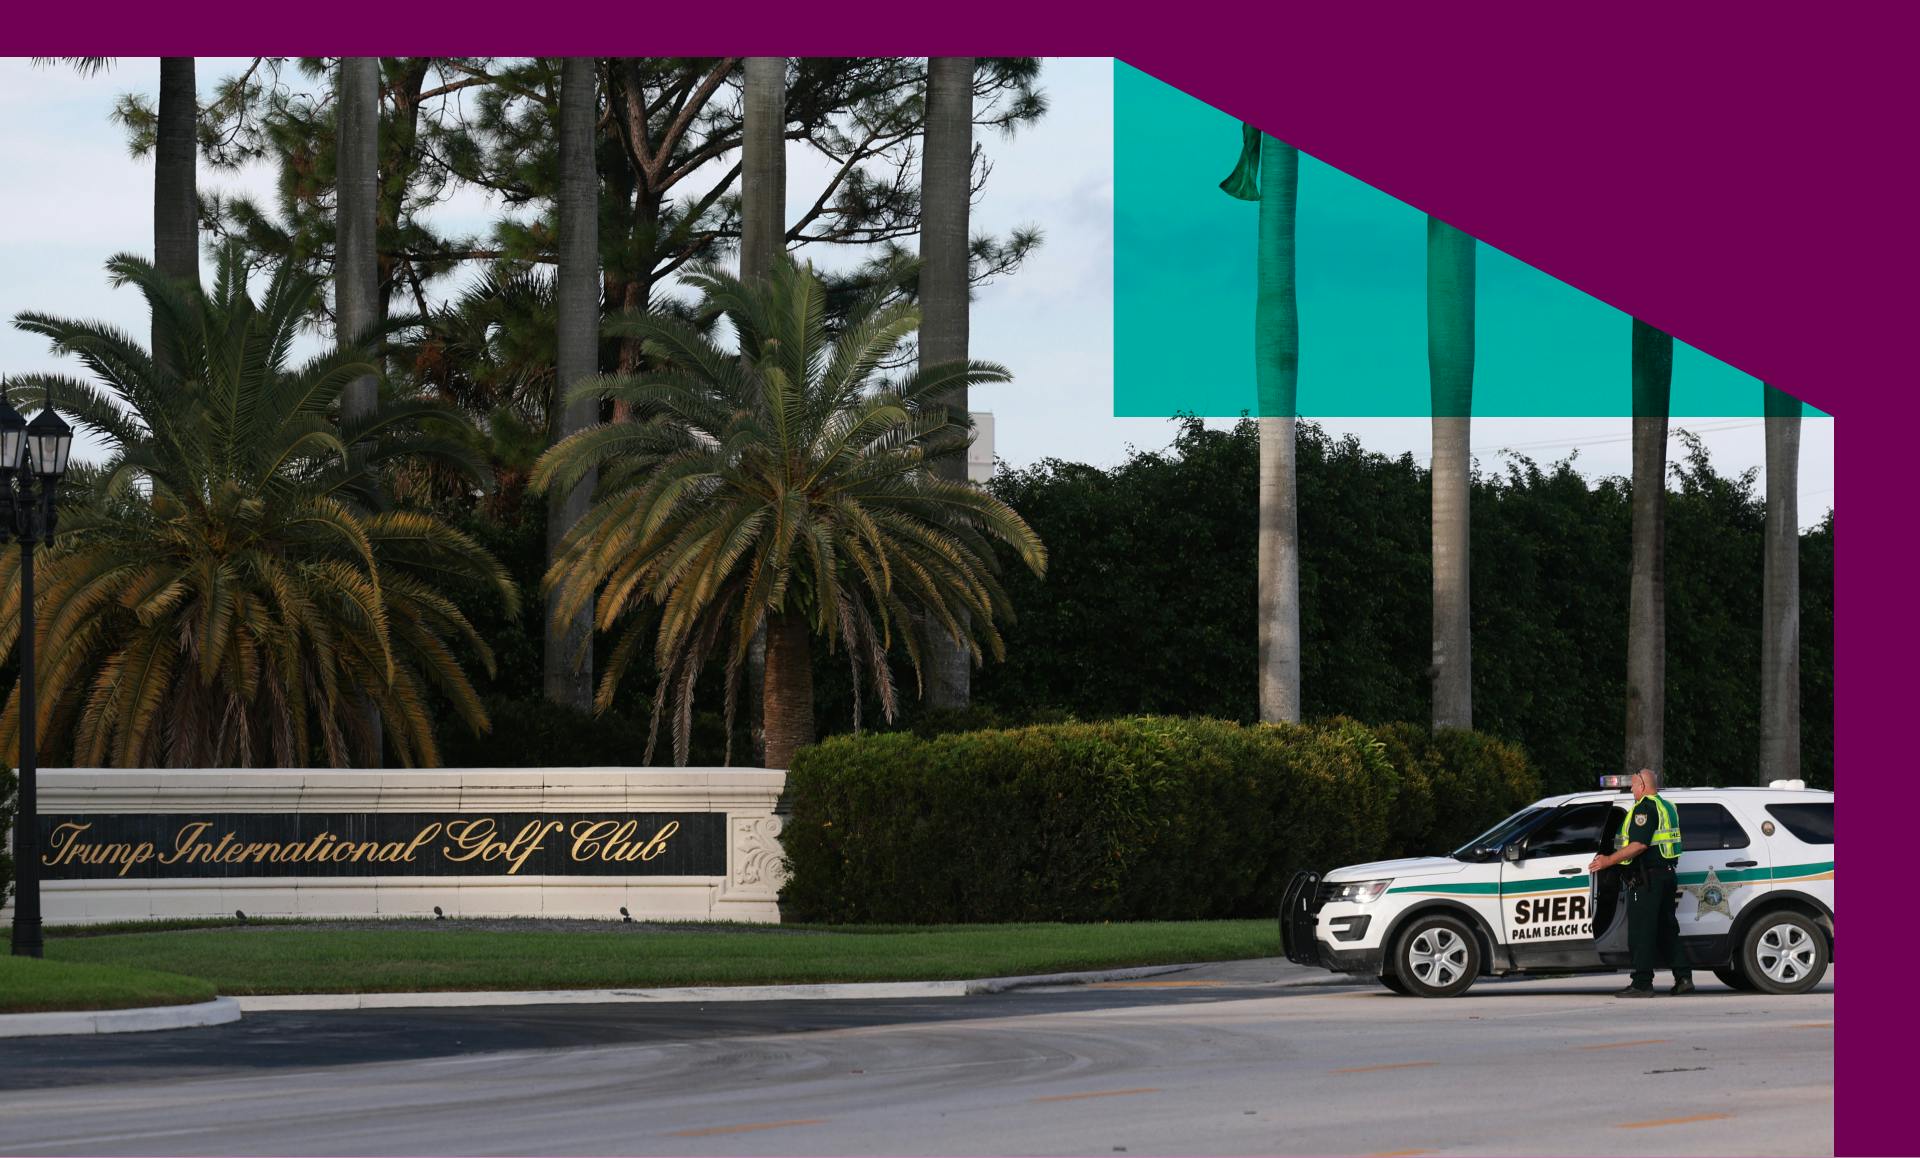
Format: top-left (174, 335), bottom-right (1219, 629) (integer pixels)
top-left (1, 768), bottom-right (788, 924)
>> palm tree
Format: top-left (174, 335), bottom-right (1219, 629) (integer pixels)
top-left (740, 58), bottom-right (787, 282)
top-left (338, 56), bottom-right (383, 760)
top-left (1428, 218), bottom-right (1475, 731)
top-left (3, 250), bottom-right (515, 768)
top-left (531, 260), bottom-right (1046, 768)
top-left (337, 58), bottom-right (380, 424)
top-left (547, 55), bottom-right (600, 713)
top-left (1623, 318), bottom-right (1673, 775)
top-left (154, 58), bottom-right (200, 352)
top-left (740, 56), bottom-right (787, 760)
top-left (920, 55), bottom-right (976, 711)
top-left (1222, 124), bottom-right (1301, 723)
top-left (1760, 382), bottom-right (1801, 783)
top-left (404, 268), bottom-right (558, 514)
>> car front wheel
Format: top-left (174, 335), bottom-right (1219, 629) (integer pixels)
top-left (1392, 914), bottom-right (1481, 997)
top-left (1738, 912), bottom-right (1829, 995)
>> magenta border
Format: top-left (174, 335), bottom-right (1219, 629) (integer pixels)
top-left (3, 2), bottom-right (1886, 1151)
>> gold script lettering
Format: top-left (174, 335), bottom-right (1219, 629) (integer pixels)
top-left (570, 819), bottom-right (678, 863)
top-left (157, 821), bottom-right (214, 866)
top-left (40, 822), bottom-right (156, 876)
top-left (442, 818), bottom-right (559, 874)
top-left (41, 821), bottom-right (93, 867)
top-left (442, 817), bottom-right (501, 863)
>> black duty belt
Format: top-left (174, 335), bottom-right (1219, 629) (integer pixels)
top-left (1628, 859), bottom-right (1677, 886)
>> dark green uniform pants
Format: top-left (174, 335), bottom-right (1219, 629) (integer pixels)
top-left (1627, 863), bottom-right (1691, 989)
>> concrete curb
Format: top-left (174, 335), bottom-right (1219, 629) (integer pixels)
top-left (235, 963), bottom-right (1200, 1012)
top-left (0, 996), bottom-right (242, 1039)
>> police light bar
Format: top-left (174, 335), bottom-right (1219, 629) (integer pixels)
top-left (1597, 774), bottom-right (1633, 790)
top-left (1769, 778), bottom-right (1807, 790)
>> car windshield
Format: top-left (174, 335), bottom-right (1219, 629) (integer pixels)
top-left (1451, 806), bottom-right (1552, 861)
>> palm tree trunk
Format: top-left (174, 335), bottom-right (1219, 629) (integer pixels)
top-left (545, 55), bottom-right (599, 713)
top-left (920, 56), bottom-right (975, 711)
top-left (153, 57), bottom-right (199, 368)
top-left (1760, 383), bottom-right (1802, 784)
top-left (1623, 319), bottom-right (1673, 775)
top-left (1427, 218), bottom-right (1475, 731)
top-left (741, 57), bottom-right (786, 761)
top-left (740, 58), bottom-right (786, 281)
top-left (337, 58), bottom-right (380, 422)
top-left (762, 612), bottom-right (815, 769)
top-left (1255, 134), bottom-right (1301, 724)
top-left (337, 57), bottom-right (382, 765)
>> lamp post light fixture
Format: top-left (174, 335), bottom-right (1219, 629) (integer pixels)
top-left (3, 389), bottom-right (74, 958)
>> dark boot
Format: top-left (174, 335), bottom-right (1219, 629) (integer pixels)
top-left (1670, 978), bottom-right (1696, 995)
top-left (1613, 985), bottom-right (1656, 998)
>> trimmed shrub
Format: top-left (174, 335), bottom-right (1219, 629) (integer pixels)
top-left (782, 716), bottom-right (1526, 923)
top-left (1345, 719), bottom-right (1436, 860)
top-left (1370, 723), bottom-right (1540, 855)
top-left (1427, 728), bottom-right (1541, 852)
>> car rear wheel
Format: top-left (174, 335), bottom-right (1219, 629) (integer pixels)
top-left (1738, 911), bottom-right (1829, 995)
top-left (1391, 914), bottom-right (1481, 997)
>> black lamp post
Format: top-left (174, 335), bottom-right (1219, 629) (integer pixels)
top-left (4, 391), bottom-right (73, 958)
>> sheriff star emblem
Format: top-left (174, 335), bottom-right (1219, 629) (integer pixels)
top-left (1680, 867), bottom-right (1743, 918)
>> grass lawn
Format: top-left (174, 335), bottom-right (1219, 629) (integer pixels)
top-left (49, 919), bottom-right (1278, 995)
top-left (0, 954), bottom-right (218, 1015)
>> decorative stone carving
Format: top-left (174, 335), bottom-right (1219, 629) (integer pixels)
top-left (731, 815), bottom-right (789, 894)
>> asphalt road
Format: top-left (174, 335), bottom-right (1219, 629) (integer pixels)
top-left (0, 962), bottom-right (1833, 1157)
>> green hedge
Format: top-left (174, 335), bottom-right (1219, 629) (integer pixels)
top-left (782, 717), bottom-right (1537, 923)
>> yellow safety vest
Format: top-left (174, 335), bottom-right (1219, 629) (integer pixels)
top-left (1617, 793), bottom-right (1682, 863)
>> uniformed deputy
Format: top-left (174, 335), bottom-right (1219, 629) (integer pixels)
top-left (1587, 767), bottom-right (1694, 997)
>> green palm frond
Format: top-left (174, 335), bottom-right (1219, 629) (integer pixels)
top-left (533, 258), bottom-right (1045, 763)
top-left (1, 249), bottom-right (516, 768)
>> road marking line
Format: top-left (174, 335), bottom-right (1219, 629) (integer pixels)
top-left (0, 1124), bottom-right (228, 1154)
top-left (1032, 1087), bottom-right (1162, 1103)
top-left (1577, 1038), bottom-right (1670, 1050)
top-left (668, 1119), bottom-right (825, 1137)
top-left (1616, 1113), bottom-right (1732, 1130)
top-left (1368, 1150), bottom-right (1435, 1156)
top-left (1332, 1061), bottom-right (1439, 1074)
top-left (1088, 980), bottom-right (1228, 989)
top-left (1792, 1021), bottom-right (1833, 1028)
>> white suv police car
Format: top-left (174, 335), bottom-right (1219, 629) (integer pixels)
top-left (1279, 780), bottom-right (1833, 997)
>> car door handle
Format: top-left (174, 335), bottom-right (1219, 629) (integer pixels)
top-left (1724, 860), bottom-right (1759, 868)
top-left (1559, 867), bottom-right (1583, 875)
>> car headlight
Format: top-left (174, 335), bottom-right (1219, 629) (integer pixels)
top-left (1327, 879), bottom-right (1391, 905)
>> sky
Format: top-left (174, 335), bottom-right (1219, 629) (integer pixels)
top-left (0, 56), bottom-right (1832, 527)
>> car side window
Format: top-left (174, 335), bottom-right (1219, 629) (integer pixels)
top-left (1676, 802), bottom-right (1752, 851)
top-left (1765, 802), bottom-right (1834, 845)
top-left (1604, 805), bottom-right (1628, 851)
top-left (1524, 803), bottom-right (1614, 859)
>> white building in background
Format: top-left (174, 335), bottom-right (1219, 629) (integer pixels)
top-left (968, 411), bottom-right (995, 484)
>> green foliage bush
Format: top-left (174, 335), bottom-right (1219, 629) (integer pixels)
top-left (782, 716), bottom-right (1534, 923)
top-left (961, 419), bottom-right (1833, 793)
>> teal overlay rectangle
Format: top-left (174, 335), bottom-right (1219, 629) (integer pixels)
top-left (1113, 60), bottom-right (1826, 418)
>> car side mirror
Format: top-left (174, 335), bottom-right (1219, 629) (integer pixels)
top-left (1502, 844), bottom-right (1523, 863)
